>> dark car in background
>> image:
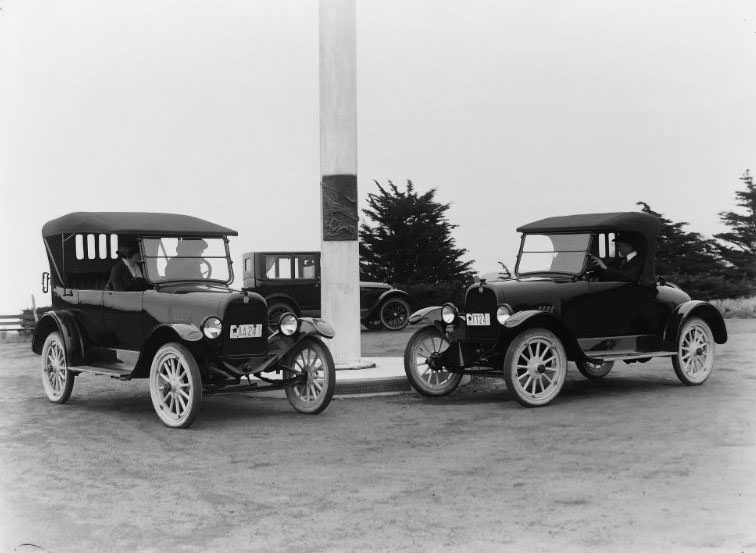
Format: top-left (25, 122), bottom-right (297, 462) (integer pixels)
top-left (33, 212), bottom-right (336, 428)
top-left (404, 212), bottom-right (728, 407)
top-left (242, 251), bottom-right (411, 331)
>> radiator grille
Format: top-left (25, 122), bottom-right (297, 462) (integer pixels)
top-left (221, 300), bottom-right (268, 357)
top-left (464, 287), bottom-right (499, 342)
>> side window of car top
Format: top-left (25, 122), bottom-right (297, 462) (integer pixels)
top-left (596, 233), bottom-right (617, 259)
top-left (265, 255), bottom-right (293, 279)
top-left (295, 255), bottom-right (317, 280)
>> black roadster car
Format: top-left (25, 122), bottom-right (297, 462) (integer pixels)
top-left (242, 251), bottom-right (411, 330)
top-left (404, 212), bottom-right (728, 407)
top-left (33, 212), bottom-right (336, 428)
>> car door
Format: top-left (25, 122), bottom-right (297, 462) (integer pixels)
top-left (103, 290), bottom-right (145, 350)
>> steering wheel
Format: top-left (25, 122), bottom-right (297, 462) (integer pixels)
top-left (199, 259), bottom-right (212, 279)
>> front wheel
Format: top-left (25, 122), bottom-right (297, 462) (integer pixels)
top-left (672, 317), bottom-right (715, 385)
top-left (403, 326), bottom-right (462, 397)
top-left (575, 360), bottom-right (614, 380)
top-left (284, 338), bottom-right (335, 414)
top-left (149, 343), bottom-right (202, 428)
top-left (503, 328), bottom-right (567, 407)
top-left (41, 331), bottom-right (75, 403)
top-left (380, 298), bottom-right (410, 331)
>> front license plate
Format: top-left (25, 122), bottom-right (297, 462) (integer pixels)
top-left (229, 324), bottom-right (263, 339)
top-left (465, 313), bottom-right (490, 326)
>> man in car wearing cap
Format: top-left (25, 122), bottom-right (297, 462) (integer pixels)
top-left (590, 233), bottom-right (643, 282)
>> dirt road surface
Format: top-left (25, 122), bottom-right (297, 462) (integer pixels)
top-left (1, 321), bottom-right (755, 553)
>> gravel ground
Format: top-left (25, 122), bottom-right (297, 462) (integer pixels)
top-left (1, 320), bottom-right (754, 553)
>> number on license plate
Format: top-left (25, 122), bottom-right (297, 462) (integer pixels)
top-left (229, 324), bottom-right (262, 339)
top-left (465, 313), bottom-right (490, 326)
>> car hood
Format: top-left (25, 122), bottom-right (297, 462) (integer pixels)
top-left (469, 276), bottom-right (583, 312)
top-left (359, 281), bottom-right (392, 290)
top-left (144, 285), bottom-right (267, 328)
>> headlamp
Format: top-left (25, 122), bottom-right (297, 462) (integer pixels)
top-left (202, 316), bottom-right (223, 339)
top-left (441, 303), bottom-right (458, 325)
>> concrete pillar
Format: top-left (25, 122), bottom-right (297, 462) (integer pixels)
top-left (319, 0), bottom-right (361, 365)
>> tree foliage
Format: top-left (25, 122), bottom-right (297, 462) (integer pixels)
top-left (636, 202), bottom-right (722, 276)
top-left (715, 169), bottom-right (756, 278)
top-left (359, 180), bottom-right (474, 285)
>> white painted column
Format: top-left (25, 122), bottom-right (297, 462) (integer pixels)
top-left (319, 0), bottom-right (361, 365)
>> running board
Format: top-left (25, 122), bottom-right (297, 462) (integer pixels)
top-left (590, 351), bottom-right (676, 362)
top-left (71, 365), bottom-right (134, 380)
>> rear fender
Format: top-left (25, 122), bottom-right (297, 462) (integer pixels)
top-left (665, 301), bottom-right (727, 344)
top-left (364, 289), bottom-right (410, 319)
top-left (31, 311), bottom-right (86, 365)
top-left (503, 310), bottom-right (584, 360)
top-left (263, 294), bottom-right (301, 315)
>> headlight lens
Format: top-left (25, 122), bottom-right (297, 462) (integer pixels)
top-left (496, 304), bottom-right (513, 325)
top-left (202, 316), bottom-right (223, 339)
top-left (279, 313), bottom-right (299, 336)
top-left (441, 303), bottom-right (458, 324)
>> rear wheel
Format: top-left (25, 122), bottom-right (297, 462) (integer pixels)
top-left (403, 326), bottom-right (462, 396)
top-left (41, 331), bottom-right (75, 403)
top-left (672, 317), bottom-right (715, 385)
top-left (575, 360), bottom-right (614, 380)
top-left (149, 343), bottom-right (202, 428)
top-left (284, 338), bottom-right (335, 414)
top-left (503, 328), bottom-right (567, 407)
top-left (380, 298), bottom-right (410, 331)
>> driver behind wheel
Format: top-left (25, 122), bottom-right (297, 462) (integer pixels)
top-left (590, 233), bottom-right (643, 283)
top-left (165, 238), bottom-right (209, 279)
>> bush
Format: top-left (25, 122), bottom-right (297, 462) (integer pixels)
top-left (710, 296), bottom-right (756, 318)
top-left (398, 280), bottom-right (469, 311)
top-left (662, 274), bottom-right (755, 301)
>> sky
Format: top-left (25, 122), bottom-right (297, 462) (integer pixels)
top-left (1, 0), bottom-right (755, 314)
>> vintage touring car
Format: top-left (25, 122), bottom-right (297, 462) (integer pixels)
top-left (242, 251), bottom-right (411, 330)
top-left (404, 212), bottom-right (728, 407)
top-left (33, 212), bottom-right (336, 428)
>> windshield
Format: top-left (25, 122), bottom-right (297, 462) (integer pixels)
top-left (142, 237), bottom-right (231, 283)
top-left (517, 233), bottom-right (591, 276)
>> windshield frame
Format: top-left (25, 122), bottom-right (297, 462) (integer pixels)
top-left (515, 232), bottom-right (592, 278)
top-left (138, 235), bottom-right (234, 285)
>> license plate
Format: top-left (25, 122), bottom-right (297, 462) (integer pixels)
top-left (465, 313), bottom-right (490, 326)
top-left (229, 324), bottom-right (262, 339)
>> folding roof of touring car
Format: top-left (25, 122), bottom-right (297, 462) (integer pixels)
top-left (517, 212), bottom-right (661, 243)
top-left (42, 212), bottom-right (238, 238)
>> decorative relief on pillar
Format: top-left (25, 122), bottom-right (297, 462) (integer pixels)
top-left (322, 174), bottom-right (358, 241)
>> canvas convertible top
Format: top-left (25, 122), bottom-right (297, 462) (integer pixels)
top-left (42, 212), bottom-right (238, 238)
top-left (517, 211), bottom-right (662, 287)
top-left (517, 212), bottom-right (661, 241)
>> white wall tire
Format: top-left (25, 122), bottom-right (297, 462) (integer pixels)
top-left (403, 327), bottom-right (463, 397)
top-left (672, 317), bottom-right (715, 386)
top-left (504, 328), bottom-right (567, 407)
top-left (149, 343), bottom-right (202, 428)
top-left (284, 338), bottom-right (335, 414)
top-left (41, 331), bottom-right (75, 404)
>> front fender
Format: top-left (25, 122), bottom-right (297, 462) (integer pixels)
top-left (503, 310), bottom-right (584, 360)
top-left (408, 306), bottom-right (443, 326)
top-left (297, 317), bottom-right (335, 340)
top-left (31, 311), bottom-right (86, 365)
top-left (665, 301), bottom-right (727, 344)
